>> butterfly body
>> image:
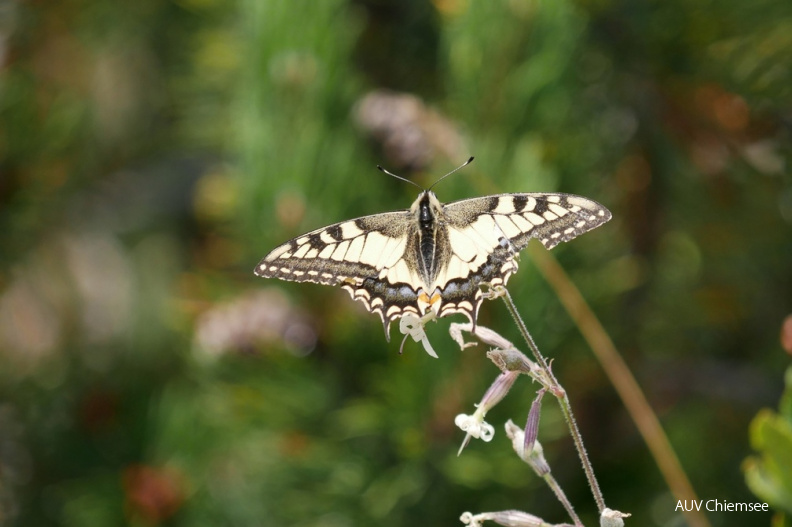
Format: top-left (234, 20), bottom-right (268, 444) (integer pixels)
top-left (256, 190), bottom-right (611, 335)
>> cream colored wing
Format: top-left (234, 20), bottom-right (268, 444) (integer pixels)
top-left (429, 193), bottom-right (611, 323)
top-left (255, 211), bottom-right (427, 334)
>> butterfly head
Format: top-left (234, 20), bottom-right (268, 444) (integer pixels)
top-left (379, 157), bottom-right (474, 230)
top-left (411, 190), bottom-right (444, 230)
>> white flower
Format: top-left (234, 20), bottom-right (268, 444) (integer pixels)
top-left (455, 408), bottom-right (495, 455)
top-left (459, 512), bottom-right (481, 526)
top-left (455, 371), bottom-right (518, 455)
top-left (399, 312), bottom-right (438, 358)
top-left (455, 411), bottom-right (495, 441)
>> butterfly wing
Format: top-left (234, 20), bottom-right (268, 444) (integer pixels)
top-left (255, 211), bottom-right (425, 334)
top-left (432, 193), bottom-right (612, 323)
top-left (256, 192), bottom-right (611, 335)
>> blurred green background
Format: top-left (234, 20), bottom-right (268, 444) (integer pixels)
top-left (1, 0), bottom-right (791, 526)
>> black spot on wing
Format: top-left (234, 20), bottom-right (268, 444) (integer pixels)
top-left (484, 196), bottom-right (500, 212)
top-left (512, 195), bottom-right (528, 212)
top-left (327, 224), bottom-right (343, 241)
top-left (533, 198), bottom-right (549, 215)
top-left (362, 278), bottom-right (419, 305)
top-left (343, 277), bottom-right (422, 335)
top-left (307, 232), bottom-right (327, 251)
top-left (439, 275), bottom-right (481, 303)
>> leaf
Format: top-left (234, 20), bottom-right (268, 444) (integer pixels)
top-left (744, 366), bottom-right (792, 514)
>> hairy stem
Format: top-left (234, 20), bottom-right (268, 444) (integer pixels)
top-left (529, 245), bottom-right (710, 527)
top-left (499, 287), bottom-right (606, 513)
top-left (543, 472), bottom-right (585, 527)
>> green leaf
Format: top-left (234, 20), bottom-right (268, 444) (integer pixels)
top-left (745, 367), bottom-right (792, 514)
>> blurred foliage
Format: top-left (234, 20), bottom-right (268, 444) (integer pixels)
top-left (0, 0), bottom-right (791, 526)
top-left (745, 367), bottom-right (792, 519)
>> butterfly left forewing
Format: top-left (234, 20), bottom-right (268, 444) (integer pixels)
top-left (256, 215), bottom-right (391, 285)
top-left (256, 211), bottom-right (427, 333)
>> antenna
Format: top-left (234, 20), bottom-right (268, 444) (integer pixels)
top-left (377, 156), bottom-right (474, 192)
top-left (428, 156), bottom-right (474, 191)
top-left (377, 164), bottom-right (424, 190)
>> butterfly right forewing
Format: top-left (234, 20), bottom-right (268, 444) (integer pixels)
top-left (431, 193), bottom-right (612, 322)
top-left (444, 193), bottom-right (611, 252)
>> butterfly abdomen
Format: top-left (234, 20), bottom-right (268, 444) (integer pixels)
top-left (414, 191), bottom-right (454, 287)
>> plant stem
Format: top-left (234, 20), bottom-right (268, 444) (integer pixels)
top-left (529, 246), bottom-right (710, 527)
top-left (543, 472), bottom-right (585, 527)
top-left (499, 287), bottom-right (606, 513)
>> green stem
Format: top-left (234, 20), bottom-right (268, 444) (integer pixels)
top-left (543, 472), bottom-right (584, 527)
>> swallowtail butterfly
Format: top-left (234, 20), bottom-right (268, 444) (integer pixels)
top-left (255, 163), bottom-right (611, 336)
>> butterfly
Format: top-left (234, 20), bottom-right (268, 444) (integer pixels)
top-left (255, 160), bottom-right (611, 337)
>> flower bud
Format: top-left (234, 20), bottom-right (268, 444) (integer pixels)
top-left (460, 510), bottom-right (554, 527)
top-left (600, 508), bottom-right (631, 527)
top-left (505, 420), bottom-right (550, 475)
top-left (486, 349), bottom-right (539, 375)
top-left (523, 389), bottom-right (545, 455)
